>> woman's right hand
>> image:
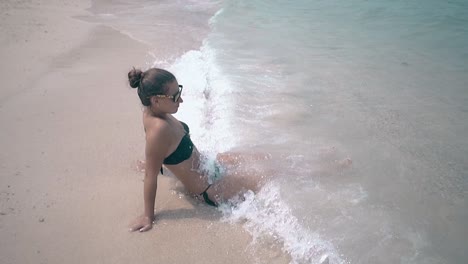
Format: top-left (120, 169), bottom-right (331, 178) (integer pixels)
top-left (129, 214), bottom-right (154, 232)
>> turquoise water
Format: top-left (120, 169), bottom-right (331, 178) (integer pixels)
top-left (206, 2), bottom-right (467, 262)
top-left (90, 0), bottom-right (468, 263)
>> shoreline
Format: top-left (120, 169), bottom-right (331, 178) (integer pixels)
top-left (0, 1), bottom-right (290, 263)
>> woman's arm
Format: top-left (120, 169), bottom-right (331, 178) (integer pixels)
top-left (143, 129), bottom-right (168, 220)
top-left (130, 123), bottom-right (171, 232)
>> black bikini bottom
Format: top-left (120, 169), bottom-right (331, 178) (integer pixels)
top-left (200, 184), bottom-right (217, 207)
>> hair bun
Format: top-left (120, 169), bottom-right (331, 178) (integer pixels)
top-left (128, 68), bottom-right (144, 88)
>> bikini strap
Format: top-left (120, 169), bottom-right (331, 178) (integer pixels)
top-left (200, 184), bottom-right (212, 195)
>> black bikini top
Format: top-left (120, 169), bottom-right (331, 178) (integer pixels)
top-left (162, 121), bottom-right (194, 165)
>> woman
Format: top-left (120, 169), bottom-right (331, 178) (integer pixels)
top-left (127, 67), bottom-right (264, 232)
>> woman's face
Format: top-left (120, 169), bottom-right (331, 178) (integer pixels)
top-left (155, 80), bottom-right (183, 114)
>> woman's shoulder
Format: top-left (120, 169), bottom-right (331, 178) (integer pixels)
top-left (143, 113), bottom-right (172, 139)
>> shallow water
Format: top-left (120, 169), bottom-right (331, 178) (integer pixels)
top-left (90, 0), bottom-right (468, 263)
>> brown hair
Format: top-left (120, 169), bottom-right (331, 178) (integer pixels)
top-left (128, 68), bottom-right (176, 106)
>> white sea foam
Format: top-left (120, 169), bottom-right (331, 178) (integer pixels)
top-left (220, 182), bottom-right (345, 264)
top-left (209, 7), bottom-right (224, 25)
top-left (160, 43), bottom-right (238, 160)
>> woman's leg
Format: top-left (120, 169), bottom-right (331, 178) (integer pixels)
top-left (206, 151), bottom-right (273, 202)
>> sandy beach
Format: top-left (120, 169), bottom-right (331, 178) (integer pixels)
top-left (3, 0), bottom-right (467, 263)
top-left (0, 1), bottom-right (290, 263)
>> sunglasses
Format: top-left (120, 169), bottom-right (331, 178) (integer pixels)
top-left (154, 85), bottom-right (183, 102)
